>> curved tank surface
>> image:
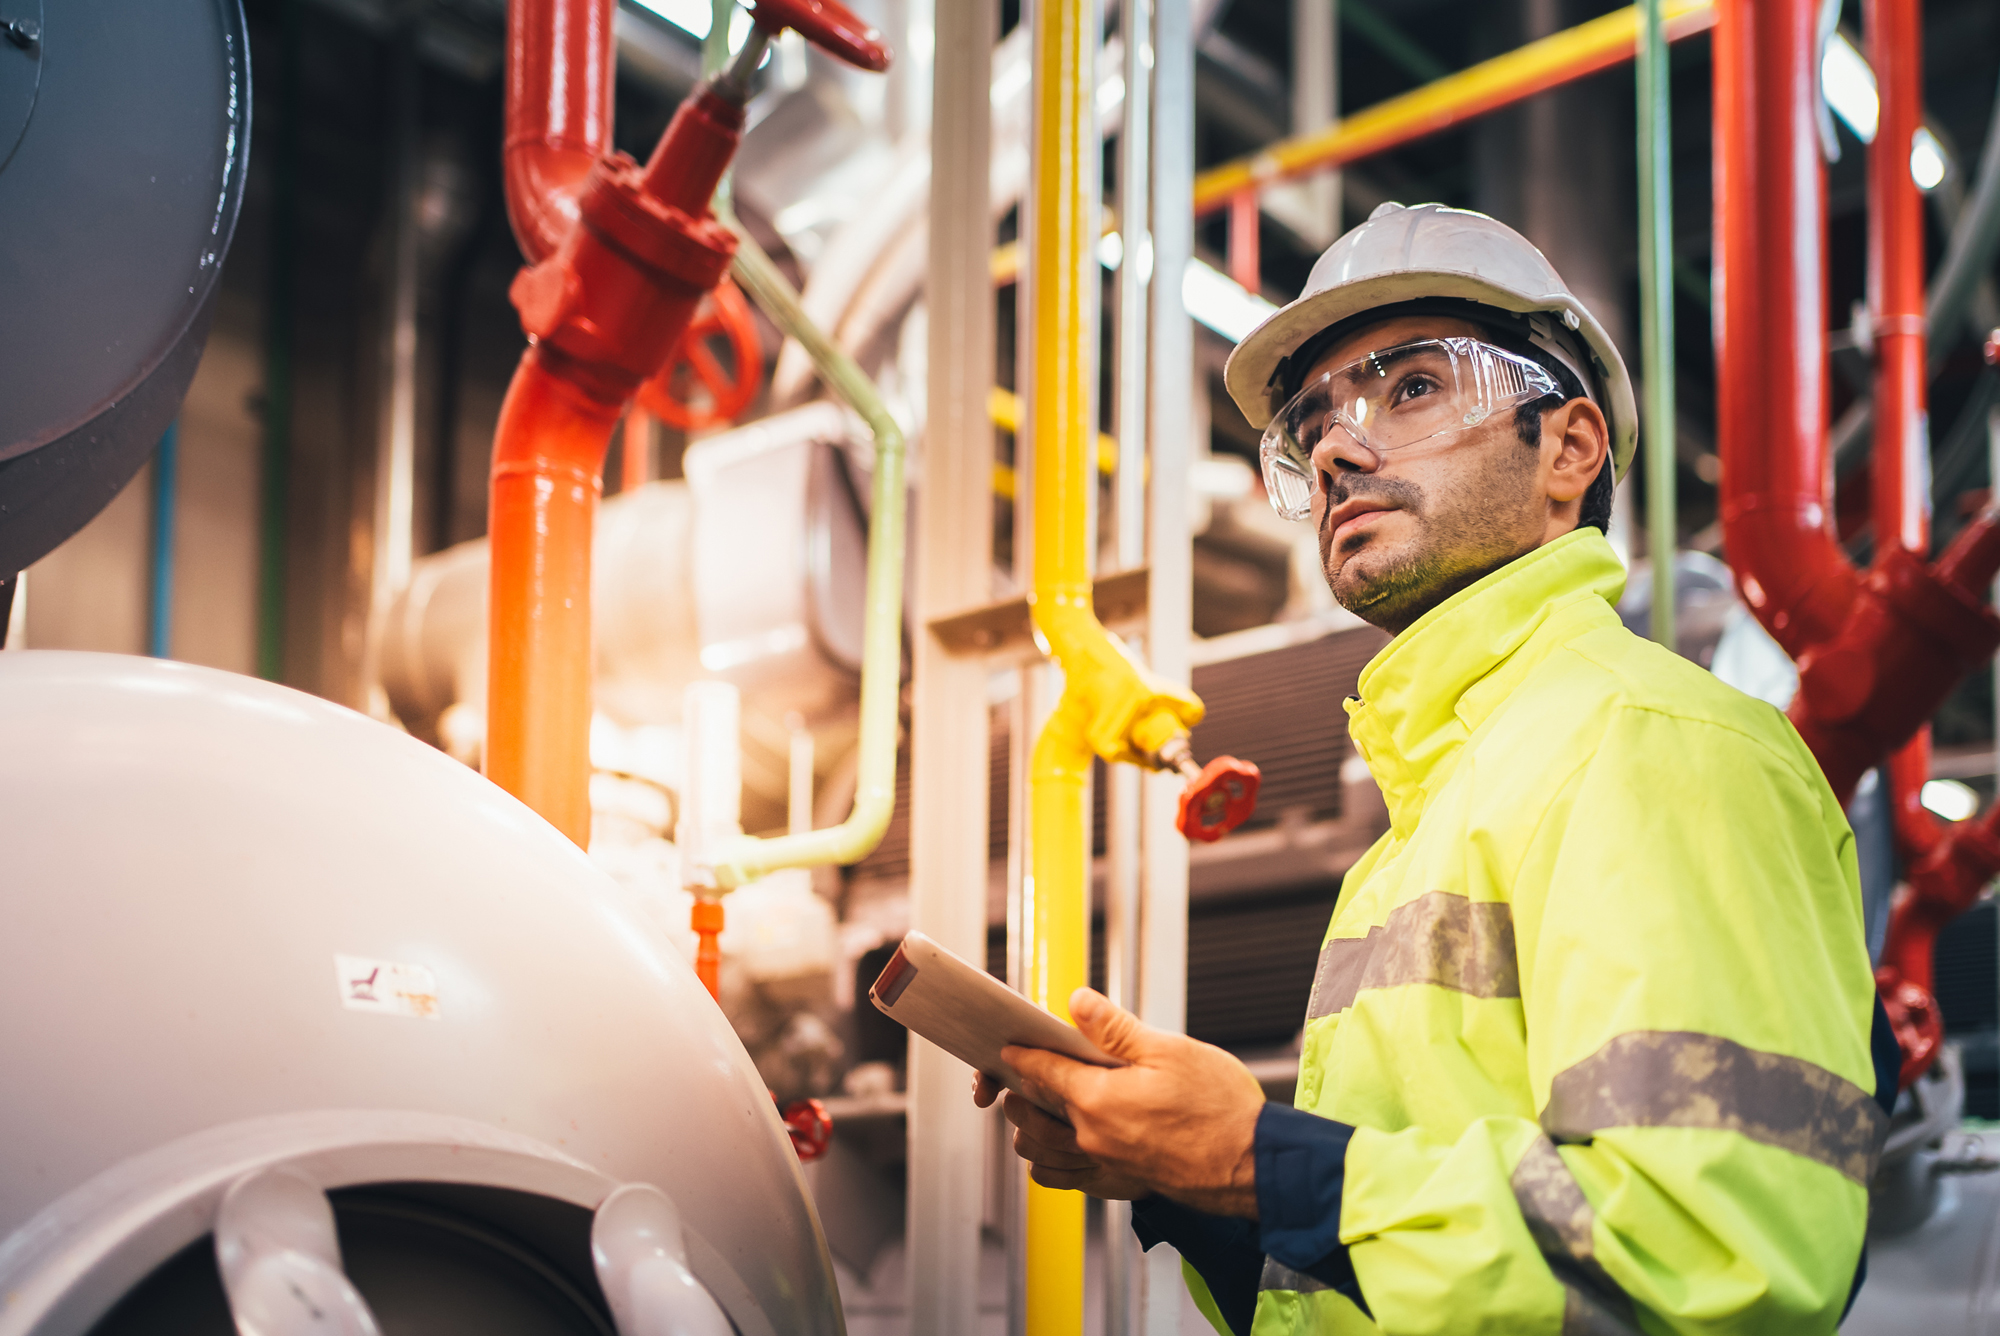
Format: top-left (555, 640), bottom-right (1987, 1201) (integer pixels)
top-left (0, 652), bottom-right (843, 1335)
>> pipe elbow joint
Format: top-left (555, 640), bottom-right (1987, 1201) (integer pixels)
top-left (503, 142), bottom-right (594, 266)
top-left (1029, 597), bottom-right (1204, 769)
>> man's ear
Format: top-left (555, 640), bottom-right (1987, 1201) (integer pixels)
top-left (1542, 398), bottom-right (1611, 504)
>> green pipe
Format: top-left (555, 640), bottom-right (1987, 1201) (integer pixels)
top-left (1637, 0), bottom-right (1677, 647)
top-left (700, 219), bottom-right (906, 889)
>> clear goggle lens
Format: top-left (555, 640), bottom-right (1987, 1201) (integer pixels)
top-left (1258, 337), bottom-right (1560, 521)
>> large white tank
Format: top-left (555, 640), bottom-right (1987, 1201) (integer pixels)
top-left (0, 652), bottom-right (844, 1334)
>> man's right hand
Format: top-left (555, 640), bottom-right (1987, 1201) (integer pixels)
top-left (972, 1071), bottom-right (1150, 1200)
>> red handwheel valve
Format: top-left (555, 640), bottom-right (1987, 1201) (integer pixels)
top-left (782, 1097), bottom-right (833, 1161)
top-left (1156, 736), bottom-right (1261, 843)
top-left (637, 277), bottom-right (764, 432)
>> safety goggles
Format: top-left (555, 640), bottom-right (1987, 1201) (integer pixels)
top-left (1259, 337), bottom-right (1562, 521)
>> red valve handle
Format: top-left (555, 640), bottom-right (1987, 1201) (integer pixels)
top-left (781, 1097), bottom-right (834, 1161)
top-left (1877, 968), bottom-right (1943, 1091)
top-left (748, 0), bottom-right (892, 71)
top-left (636, 278), bottom-right (764, 433)
top-left (1175, 756), bottom-right (1261, 844)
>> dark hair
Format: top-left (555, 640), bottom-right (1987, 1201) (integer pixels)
top-left (1504, 347), bottom-right (1614, 536)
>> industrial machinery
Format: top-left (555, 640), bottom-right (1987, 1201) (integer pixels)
top-left (0, 0), bottom-right (856, 1328)
top-left (0, 652), bottom-right (839, 1334)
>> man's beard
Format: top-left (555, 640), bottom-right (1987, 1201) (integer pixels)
top-left (1317, 453), bottom-right (1539, 634)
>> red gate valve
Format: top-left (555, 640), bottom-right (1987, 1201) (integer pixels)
top-left (507, 0), bottom-right (889, 411)
top-left (781, 1097), bottom-right (834, 1161)
top-left (1156, 736), bottom-right (1261, 843)
top-left (637, 277), bottom-right (764, 432)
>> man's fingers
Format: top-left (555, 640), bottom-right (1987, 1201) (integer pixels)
top-left (972, 1071), bottom-right (1001, 1108)
top-left (1068, 987), bottom-right (1154, 1063)
top-left (1003, 1045), bottom-right (1091, 1116)
top-left (1012, 1127), bottom-right (1097, 1171)
top-left (1000, 1090), bottom-right (1081, 1140)
top-left (1028, 1164), bottom-right (1100, 1192)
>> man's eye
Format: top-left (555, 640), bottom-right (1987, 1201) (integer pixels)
top-left (1390, 375), bottom-right (1441, 406)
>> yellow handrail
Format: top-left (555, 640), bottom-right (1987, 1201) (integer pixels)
top-left (1191, 0), bottom-right (1716, 214)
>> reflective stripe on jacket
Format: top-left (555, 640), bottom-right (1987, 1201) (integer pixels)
top-left (1237, 528), bottom-right (1881, 1335)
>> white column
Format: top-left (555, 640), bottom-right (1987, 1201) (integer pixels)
top-left (1139, 0), bottom-right (1196, 1328)
top-left (907, 0), bottom-right (999, 1327)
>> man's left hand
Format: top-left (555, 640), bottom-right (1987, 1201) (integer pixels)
top-left (1001, 987), bottom-right (1266, 1217)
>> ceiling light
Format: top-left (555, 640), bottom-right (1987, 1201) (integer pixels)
top-left (1098, 231), bottom-right (1124, 270)
top-left (1921, 778), bottom-right (1979, 822)
top-left (1182, 257), bottom-right (1276, 344)
top-left (1911, 126), bottom-right (1948, 191)
top-left (1820, 33), bottom-right (1878, 143)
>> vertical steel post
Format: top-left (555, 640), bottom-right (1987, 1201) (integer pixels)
top-left (1103, 0), bottom-right (1154, 1329)
top-left (1139, 0), bottom-right (1194, 1328)
top-left (257, 0), bottom-right (298, 682)
top-left (149, 422), bottom-right (179, 660)
top-left (1637, 0), bottom-right (1676, 645)
top-left (908, 0), bottom-right (997, 1327)
top-left (366, 36), bottom-right (421, 711)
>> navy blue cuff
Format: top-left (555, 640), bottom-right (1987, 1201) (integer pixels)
top-left (1129, 1196), bottom-right (1263, 1336)
top-left (1254, 1103), bottom-right (1364, 1300)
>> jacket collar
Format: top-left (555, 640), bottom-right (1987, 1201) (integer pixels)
top-left (1344, 528), bottom-right (1628, 833)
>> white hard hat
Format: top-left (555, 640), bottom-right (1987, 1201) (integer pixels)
top-left (1224, 202), bottom-right (1639, 481)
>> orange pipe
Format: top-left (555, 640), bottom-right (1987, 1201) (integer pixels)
top-left (485, 348), bottom-right (622, 846)
top-left (504, 0), bottom-right (616, 264)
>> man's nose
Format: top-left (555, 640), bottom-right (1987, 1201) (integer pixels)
top-left (1311, 421), bottom-right (1379, 477)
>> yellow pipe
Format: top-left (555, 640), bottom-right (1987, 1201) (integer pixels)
top-left (1023, 0), bottom-right (1202, 1326)
top-left (1190, 0), bottom-right (1716, 214)
top-left (991, 387), bottom-right (1119, 492)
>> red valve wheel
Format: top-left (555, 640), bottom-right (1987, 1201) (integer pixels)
top-left (1176, 756), bottom-right (1261, 844)
top-left (1878, 969), bottom-right (1944, 1091)
top-left (636, 278), bottom-right (764, 434)
top-left (748, 0), bottom-right (892, 72)
top-left (781, 1097), bottom-right (834, 1161)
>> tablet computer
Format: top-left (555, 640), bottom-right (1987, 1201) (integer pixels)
top-left (868, 930), bottom-right (1124, 1113)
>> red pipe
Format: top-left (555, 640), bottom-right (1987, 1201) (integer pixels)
top-left (1713, 0), bottom-right (1858, 660)
top-left (488, 0), bottom-right (890, 852)
top-left (1866, 0), bottom-right (1930, 561)
top-left (504, 0), bottom-right (615, 265)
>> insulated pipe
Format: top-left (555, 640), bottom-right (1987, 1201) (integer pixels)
top-left (690, 224), bottom-right (907, 890)
top-left (504, 0), bottom-right (615, 265)
top-left (1712, 0), bottom-right (1858, 658)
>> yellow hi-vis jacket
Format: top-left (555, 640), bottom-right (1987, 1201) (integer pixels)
top-left (1201, 528), bottom-right (1884, 1335)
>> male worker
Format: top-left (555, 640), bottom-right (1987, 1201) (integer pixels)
top-left (974, 203), bottom-right (1897, 1334)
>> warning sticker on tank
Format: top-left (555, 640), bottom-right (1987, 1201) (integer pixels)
top-left (335, 955), bottom-right (440, 1019)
